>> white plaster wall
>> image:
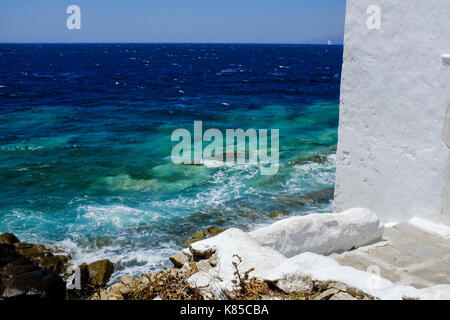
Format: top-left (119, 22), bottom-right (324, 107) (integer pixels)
top-left (444, 108), bottom-right (450, 225)
top-left (335, 0), bottom-right (450, 225)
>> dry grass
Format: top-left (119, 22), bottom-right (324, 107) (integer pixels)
top-left (129, 262), bottom-right (204, 300)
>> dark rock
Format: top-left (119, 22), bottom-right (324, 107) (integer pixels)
top-left (0, 244), bottom-right (21, 268)
top-left (14, 242), bottom-right (69, 275)
top-left (276, 188), bottom-right (335, 208)
top-left (0, 233), bottom-right (20, 245)
top-left (268, 210), bottom-right (288, 219)
top-left (0, 241), bottom-right (67, 301)
top-left (0, 257), bottom-right (66, 301)
top-left (304, 188), bottom-right (335, 203)
top-left (290, 154), bottom-right (328, 166)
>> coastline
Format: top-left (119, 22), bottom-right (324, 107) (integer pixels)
top-left (2, 208), bottom-right (448, 300)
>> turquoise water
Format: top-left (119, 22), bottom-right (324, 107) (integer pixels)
top-left (0, 44), bottom-right (342, 281)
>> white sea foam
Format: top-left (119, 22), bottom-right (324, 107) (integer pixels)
top-left (76, 205), bottom-right (161, 229)
top-left (55, 238), bottom-right (180, 283)
top-left (283, 154), bottom-right (336, 194)
top-left (202, 159), bottom-right (226, 168)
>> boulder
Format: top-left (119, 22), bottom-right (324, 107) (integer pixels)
top-left (249, 208), bottom-right (384, 257)
top-left (86, 259), bottom-right (114, 287)
top-left (0, 242), bottom-right (67, 300)
top-left (0, 233), bottom-right (20, 245)
top-left (169, 252), bottom-right (187, 268)
top-left (68, 259), bottom-right (114, 299)
top-left (188, 228), bottom-right (286, 298)
top-left (14, 242), bottom-right (70, 275)
top-left (0, 256), bottom-right (66, 300)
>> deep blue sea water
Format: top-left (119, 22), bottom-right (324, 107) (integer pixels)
top-left (0, 44), bottom-right (342, 281)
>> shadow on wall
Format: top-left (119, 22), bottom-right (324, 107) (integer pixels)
top-left (444, 106), bottom-right (450, 225)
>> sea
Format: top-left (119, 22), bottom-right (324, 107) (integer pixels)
top-left (0, 43), bottom-right (342, 281)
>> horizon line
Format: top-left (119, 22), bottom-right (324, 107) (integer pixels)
top-left (0, 41), bottom-right (343, 46)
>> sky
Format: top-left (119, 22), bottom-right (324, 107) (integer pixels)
top-left (0, 0), bottom-right (346, 44)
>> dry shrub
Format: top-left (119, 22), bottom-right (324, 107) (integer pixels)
top-left (225, 254), bottom-right (287, 300)
top-left (131, 262), bottom-right (204, 300)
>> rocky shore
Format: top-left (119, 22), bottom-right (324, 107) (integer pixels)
top-left (0, 233), bottom-right (115, 300)
top-left (2, 208), bottom-right (449, 301)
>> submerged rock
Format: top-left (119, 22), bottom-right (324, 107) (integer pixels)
top-left (289, 154), bottom-right (329, 166)
top-left (276, 188), bottom-right (335, 208)
top-left (268, 210), bottom-right (288, 219)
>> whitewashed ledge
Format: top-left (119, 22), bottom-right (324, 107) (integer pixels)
top-left (181, 208), bottom-right (450, 300)
top-left (249, 208), bottom-right (383, 257)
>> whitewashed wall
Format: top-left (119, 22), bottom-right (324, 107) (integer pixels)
top-left (335, 0), bottom-right (450, 225)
